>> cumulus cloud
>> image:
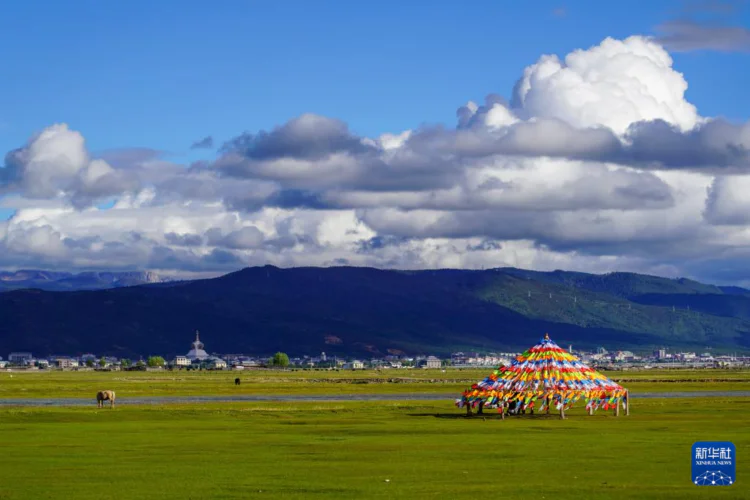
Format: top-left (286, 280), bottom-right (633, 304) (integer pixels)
top-left (623, 119), bottom-right (750, 170)
top-left (2, 35), bottom-right (750, 285)
top-left (704, 175), bottom-right (750, 224)
top-left (0, 124), bottom-right (140, 206)
top-left (165, 232), bottom-right (204, 247)
top-left (511, 37), bottom-right (701, 134)
top-left (206, 226), bottom-right (265, 249)
top-left (221, 114), bottom-right (372, 161)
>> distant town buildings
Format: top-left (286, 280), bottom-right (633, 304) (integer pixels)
top-left (3, 331), bottom-right (750, 372)
top-left (343, 360), bottom-right (364, 370)
top-left (8, 352), bottom-right (33, 364)
top-left (176, 331), bottom-right (227, 368)
top-left (55, 358), bottom-right (78, 369)
top-left (207, 358), bottom-right (227, 370)
top-left (613, 351), bottom-right (635, 362)
top-left (450, 352), bottom-right (513, 367)
top-left (420, 356), bottom-right (441, 369)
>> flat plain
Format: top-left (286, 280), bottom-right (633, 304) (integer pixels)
top-left (0, 369), bottom-right (748, 499)
top-left (1, 368), bottom-right (749, 398)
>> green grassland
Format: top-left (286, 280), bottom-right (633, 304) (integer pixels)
top-left (0, 398), bottom-right (748, 499)
top-left (1, 368), bottom-right (749, 399)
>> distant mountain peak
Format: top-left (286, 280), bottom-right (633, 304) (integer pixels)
top-left (0, 270), bottom-right (173, 292)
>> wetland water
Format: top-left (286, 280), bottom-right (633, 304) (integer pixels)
top-left (1, 390), bottom-right (749, 407)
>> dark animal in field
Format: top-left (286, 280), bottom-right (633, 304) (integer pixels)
top-left (96, 390), bottom-right (116, 408)
top-left (235, 378), bottom-right (241, 385)
top-left (507, 400), bottom-right (519, 415)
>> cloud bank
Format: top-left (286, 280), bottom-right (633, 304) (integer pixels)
top-left (656, 20), bottom-right (750, 53)
top-left (2, 35), bottom-right (750, 284)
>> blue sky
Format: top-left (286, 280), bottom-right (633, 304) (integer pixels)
top-left (1, 1), bottom-right (750, 282)
top-left (0, 0), bottom-right (747, 160)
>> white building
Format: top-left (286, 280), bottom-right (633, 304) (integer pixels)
top-left (425, 356), bottom-right (442, 369)
top-left (344, 360), bottom-right (364, 370)
top-left (55, 358), bottom-right (79, 369)
top-left (186, 330), bottom-right (210, 361)
top-left (8, 352), bottom-right (33, 364)
top-left (173, 355), bottom-right (190, 367)
top-left (613, 351), bottom-right (635, 362)
top-left (208, 357), bottom-right (227, 369)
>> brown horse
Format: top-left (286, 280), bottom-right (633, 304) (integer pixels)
top-left (96, 390), bottom-right (116, 408)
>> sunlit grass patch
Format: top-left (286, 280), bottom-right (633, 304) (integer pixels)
top-left (0, 397), bottom-right (748, 499)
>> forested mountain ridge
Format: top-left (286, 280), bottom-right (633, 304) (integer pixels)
top-left (0, 266), bottom-right (748, 357)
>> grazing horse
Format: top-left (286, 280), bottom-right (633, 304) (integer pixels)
top-left (96, 390), bottom-right (116, 408)
top-left (234, 378), bottom-right (241, 386)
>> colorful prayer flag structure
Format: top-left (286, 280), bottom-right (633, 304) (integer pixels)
top-left (456, 333), bottom-right (629, 419)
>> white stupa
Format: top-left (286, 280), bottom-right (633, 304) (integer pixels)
top-left (186, 330), bottom-right (209, 361)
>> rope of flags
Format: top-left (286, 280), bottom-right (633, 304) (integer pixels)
top-left (456, 333), bottom-right (628, 415)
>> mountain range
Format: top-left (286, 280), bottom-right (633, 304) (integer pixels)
top-left (0, 270), bottom-right (170, 292)
top-left (1, 266), bottom-right (749, 358)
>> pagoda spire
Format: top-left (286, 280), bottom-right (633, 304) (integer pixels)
top-left (186, 329), bottom-right (208, 360)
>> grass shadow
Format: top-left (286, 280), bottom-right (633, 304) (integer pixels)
top-left (407, 412), bottom-right (564, 420)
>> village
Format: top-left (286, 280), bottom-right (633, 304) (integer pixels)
top-left (2, 330), bottom-right (749, 371)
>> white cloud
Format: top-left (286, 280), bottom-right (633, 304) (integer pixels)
top-left (511, 36), bottom-right (701, 134)
top-left (3, 124), bottom-right (139, 204)
top-left (704, 175), bottom-right (750, 225)
top-left (0, 35), bottom-right (749, 285)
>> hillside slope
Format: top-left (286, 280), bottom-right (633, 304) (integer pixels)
top-left (0, 266), bottom-right (749, 357)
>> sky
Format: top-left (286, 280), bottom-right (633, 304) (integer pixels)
top-left (1, 0), bottom-right (750, 284)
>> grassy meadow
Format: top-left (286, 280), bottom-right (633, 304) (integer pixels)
top-left (1, 368), bottom-right (749, 399)
top-left (1, 369), bottom-right (749, 499)
top-left (0, 398), bottom-right (749, 499)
